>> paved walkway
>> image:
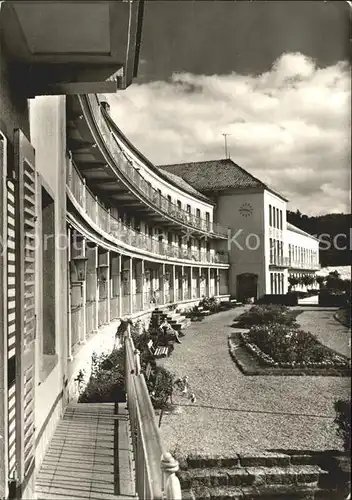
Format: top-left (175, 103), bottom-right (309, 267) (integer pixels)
top-left (159, 307), bottom-right (350, 457)
top-left (294, 306), bottom-right (351, 358)
top-left (36, 403), bottom-right (136, 500)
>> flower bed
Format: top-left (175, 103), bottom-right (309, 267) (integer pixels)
top-left (239, 324), bottom-right (351, 370)
top-left (234, 304), bottom-right (300, 328)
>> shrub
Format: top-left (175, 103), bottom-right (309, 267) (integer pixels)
top-left (236, 304), bottom-right (298, 328)
top-left (334, 399), bottom-right (351, 452)
top-left (79, 348), bottom-right (125, 403)
top-left (199, 296), bottom-right (220, 313)
top-left (147, 366), bottom-right (174, 410)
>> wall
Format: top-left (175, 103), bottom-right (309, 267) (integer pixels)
top-left (29, 95), bottom-right (68, 475)
top-left (264, 190), bottom-right (288, 295)
top-left (0, 41), bottom-right (31, 500)
top-left (215, 190), bottom-right (267, 298)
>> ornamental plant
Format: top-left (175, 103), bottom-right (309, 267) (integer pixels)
top-left (245, 323), bottom-right (350, 367)
top-left (334, 399), bottom-right (351, 452)
top-left (236, 304), bottom-right (298, 328)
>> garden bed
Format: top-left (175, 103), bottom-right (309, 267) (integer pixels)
top-left (334, 308), bottom-right (351, 329)
top-left (228, 331), bottom-right (351, 377)
top-left (233, 304), bottom-right (301, 329)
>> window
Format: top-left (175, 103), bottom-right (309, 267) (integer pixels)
top-left (279, 210), bottom-right (283, 230)
top-left (196, 208), bottom-right (201, 219)
top-left (273, 207), bottom-right (276, 228)
top-left (178, 235), bottom-right (182, 248)
top-left (167, 194), bottom-right (172, 207)
top-left (270, 238), bottom-right (273, 263)
top-left (276, 208), bottom-right (279, 228)
top-left (270, 273), bottom-right (274, 294)
top-left (177, 200), bottom-right (182, 210)
top-left (186, 204), bottom-right (191, 215)
top-left (168, 232), bottom-right (173, 245)
top-left (269, 205), bottom-right (272, 226)
top-left (205, 212), bottom-right (210, 229)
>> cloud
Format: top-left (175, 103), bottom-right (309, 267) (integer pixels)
top-left (107, 52), bottom-right (351, 215)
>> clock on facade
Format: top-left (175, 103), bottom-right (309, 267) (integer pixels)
top-left (239, 202), bottom-right (253, 217)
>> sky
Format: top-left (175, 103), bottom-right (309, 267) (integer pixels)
top-left (107, 1), bottom-right (351, 216)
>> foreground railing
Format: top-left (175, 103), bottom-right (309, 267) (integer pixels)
top-left (67, 155), bottom-right (229, 264)
top-left (124, 325), bottom-right (182, 499)
top-left (83, 94), bottom-right (228, 238)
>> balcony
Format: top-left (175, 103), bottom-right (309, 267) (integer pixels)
top-left (1, 1), bottom-right (144, 96)
top-left (288, 260), bottom-right (321, 271)
top-left (67, 157), bottom-right (229, 265)
top-left (73, 94), bottom-right (229, 239)
top-left (269, 256), bottom-right (289, 268)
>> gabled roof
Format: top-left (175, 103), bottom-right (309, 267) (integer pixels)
top-left (159, 158), bottom-right (287, 201)
top-left (156, 168), bottom-right (213, 204)
top-left (286, 222), bottom-right (319, 241)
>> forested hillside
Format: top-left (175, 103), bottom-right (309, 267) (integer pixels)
top-left (287, 211), bottom-right (351, 267)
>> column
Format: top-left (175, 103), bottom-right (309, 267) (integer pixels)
top-left (181, 265), bottom-right (185, 301)
top-left (95, 247), bottom-right (99, 331)
top-left (207, 267), bottom-right (211, 297)
top-left (141, 260), bottom-right (145, 310)
top-left (172, 265), bottom-right (176, 303)
top-left (80, 237), bottom-right (87, 343)
top-left (67, 227), bottom-right (73, 361)
top-left (86, 244), bottom-right (98, 335)
top-left (190, 266), bottom-right (193, 300)
top-left (129, 257), bottom-right (133, 314)
top-left (199, 266), bottom-right (202, 298)
top-left (161, 263), bottom-right (166, 304)
top-left (118, 254), bottom-right (122, 316)
top-left (106, 251), bottom-right (111, 322)
top-left (215, 268), bottom-right (219, 296)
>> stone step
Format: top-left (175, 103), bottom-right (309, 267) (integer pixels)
top-left (182, 453), bottom-right (290, 470)
top-left (178, 465), bottom-right (325, 491)
top-left (187, 484), bottom-right (330, 499)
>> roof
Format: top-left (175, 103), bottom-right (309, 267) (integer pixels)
top-left (159, 159), bottom-right (288, 201)
top-left (156, 168), bottom-right (213, 204)
top-left (286, 222), bottom-right (320, 241)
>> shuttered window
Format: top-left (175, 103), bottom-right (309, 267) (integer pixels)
top-left (14, 129), bottom-right (37, 483)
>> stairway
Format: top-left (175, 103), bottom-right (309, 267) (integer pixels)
top-left (151, 307), bottom-right (191, 332)
top-left (178, 452), bottom-right (349, 499)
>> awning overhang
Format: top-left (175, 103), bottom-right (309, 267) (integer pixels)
top-left (0, 0), bottom-right (144, 96)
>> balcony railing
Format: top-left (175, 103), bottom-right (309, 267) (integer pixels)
top-left (67, 156), bottom-right (229, 265)
top-left (288, 260), bottom-right (321, 270)
top-left (269, 256), bottom-right (289, 267)
top-left (83, 94), bottom-right (229, 238)
top-left (124, 325), bottom-right (182, 499)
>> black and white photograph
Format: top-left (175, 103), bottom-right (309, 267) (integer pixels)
top-left (0, 1), bottom-right (350, 499)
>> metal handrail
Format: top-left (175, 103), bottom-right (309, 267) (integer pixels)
top-left (83, 94), bottom-right (229, 238)
top-left (67, 155), bottom-right (229, 264)
top-left (124, 325), bottom-right (182, 499)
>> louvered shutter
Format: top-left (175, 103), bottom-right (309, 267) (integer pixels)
top-left (14, 129), bottom-right (37, 484)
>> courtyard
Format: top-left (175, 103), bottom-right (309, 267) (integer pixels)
top-left (158, 306), bottom-right (351, 457)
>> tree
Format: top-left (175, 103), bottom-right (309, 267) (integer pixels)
top-left (300, 274), bottom-right (315, 287)
top-left (316, 275), bottom-right (326, 287)
top-left (288, 276), bottom-right (299, 291)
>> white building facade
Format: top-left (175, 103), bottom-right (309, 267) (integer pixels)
top-left (160, 159), bottom-right (321, 301)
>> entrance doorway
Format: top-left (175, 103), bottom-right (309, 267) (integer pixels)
top-left (236, 273), bottom-right (258, 302)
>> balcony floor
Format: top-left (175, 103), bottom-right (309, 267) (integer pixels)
top-left (36, 403), bottom-right (136, 500)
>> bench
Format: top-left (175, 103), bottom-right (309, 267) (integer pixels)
top-left (147, 339), bottom-right (169, 359)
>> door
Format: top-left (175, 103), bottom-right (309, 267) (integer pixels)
top-left (236, 273), bottom-right (258, 302)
